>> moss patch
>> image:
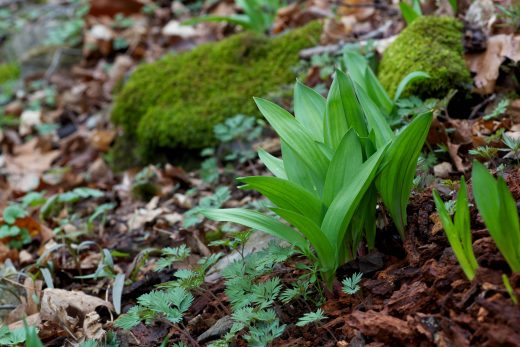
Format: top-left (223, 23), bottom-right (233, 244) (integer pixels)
top-left (378, 16), bottom-right (471, 99)
top-left (111, 22), bottom-right (322, 161)
top-left (0, 63), bottom-right (20, 84)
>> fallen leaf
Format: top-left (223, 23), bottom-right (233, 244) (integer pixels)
top-left (466, 35), bottom-right (520, 94)
top-left (19, 110), bottom-right (42, 136)
top-left (40, 288), bottom-right (113, 324)
top-left (3, 139), bottom-right (60, 192)
top-left (433, 162), bottom-right (453, 178)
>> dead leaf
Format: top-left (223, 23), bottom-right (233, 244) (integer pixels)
top-left (90, 129), bottom-right (116, 152)
top-left (40, 288), bottom-right (113, 324)
top-left (433, 162), bottom-right (453, 178)
top-left (321, 17), bottom-right (355, 44)
top-left (88, 0), bottom-right (144, 17)
top-left (466, 35), bottom-right (520, 94)
top-left (19, 110), bottom-right (41, 136)
top-left (83, 311), bottom-right (105, 340)
top-left (3, 139), bottom-right (59, 192)
top-left (464, 0), bottom-right (496, 31)
top-left (8, 314), bottom-right (40, 331)
top-left (447, 141), bottom-right (468, 172)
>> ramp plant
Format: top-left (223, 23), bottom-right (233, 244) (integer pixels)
top-left (433, 177), bottom-right (478, 280)
top-left (472, 161), bottom-right (520, 272)
top-left (203, 57), bottom-right (432, 286)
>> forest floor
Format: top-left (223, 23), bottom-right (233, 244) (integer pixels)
top-left (0, 0), bottom-right (519, 346)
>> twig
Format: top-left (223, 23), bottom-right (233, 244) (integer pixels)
top-left (300, 21), bottom-right (393, 59)
top-left (44, 48), bottom-right (63, 81)
top-left (469, 94), bottom-right (496, 119)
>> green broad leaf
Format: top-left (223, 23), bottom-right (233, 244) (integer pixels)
top-left (364, 65), bottom-right (393, 115)
top-left (343, 50), bottom-right (393, 115)
top-left (113, 273), bottom-right (125, 315)
top-left (447, 0), bottom-right (457, 13)
top-left (322, 129), bottom-right (363, 206)
top-left (255, 98), bottom-right (329, 183)
top-left (3, 205), bottom-right (27, 224)
top-left (342, 49), bottom-right (367, 89)
top-left (281, 141), bottom-right (323, 196)
top-left (200, 208), bottom-right (308, 252)
top-left (182, 14), bottom-right (252, 29)
top-left (238, 176), bottom-right (325, 225)
top-left (23, 321), bottom-right (43, 347)
top-left (324, 70), bottom-right (367, 149)
top-left (399, 2), bottom-right (421, 25)
top-left (472, 161), bottom-right (520, 271)
top-left (271, 208), bottom-right (335, 273)
top-left (321, 144), bottom-right (387, 247)
top-left (454, 178), bottom-right (473, 258)
top-left (377, 112), bottom-right (432, 236)
top-left (433, 177), bottom-right (478, 281)
top-left (355, 187), bottom-right (377, 250)
top-left (394, 71), bottom-right (430, 101)
top-left (352, 82), bottom-right (393, 149)
top-left (294, 81), bottom-right (325, 142)
top-left (412, 0), bottom-right (422, 14)
top-left (257, 149), bottom-right (286, 179)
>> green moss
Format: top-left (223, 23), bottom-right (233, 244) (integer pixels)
top-left (111, 22), bottom-right (322, 160)
top-left (378, 16), bottom-right (471, 99)
top-left (0, 63), bottom-right (20, 84)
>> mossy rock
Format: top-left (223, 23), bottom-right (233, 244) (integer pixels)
top-left (111, 22), bottom-right (322, 162)
top-left (378, 16), bottom-right (471, 99)
top-left (0, 63), bottom-right (20, 84)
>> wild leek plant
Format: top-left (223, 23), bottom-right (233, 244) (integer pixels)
top-left (472, 161), bottom-right (520, 272)
top-left (203, 59), bottom-right (432, 286)
top-left (433, 177), bottom-right (478, 280)
top-left (183, 0), bottom-right (280, 34)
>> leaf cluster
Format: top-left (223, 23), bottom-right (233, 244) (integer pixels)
top-left (203, 51), bottom-right (433, 286)
top-left (434, 162), bottom-right (520, 282)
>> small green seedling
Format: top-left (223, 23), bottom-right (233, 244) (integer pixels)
top-left (433, 177), bottom-right (479, 281)
top-left (472, 161), bottom-right (520, 272)
top-left (0, 205), bottom-right (31, 249)
top-left (502, 274), bottom-right (518, 304)
top-left (184, 0), bottom-right (280, 34)
top-left (342, 272), bottom-right (363, 294)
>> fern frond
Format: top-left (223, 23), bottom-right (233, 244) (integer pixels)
top-left (296, 309), bottom-right (327, 327)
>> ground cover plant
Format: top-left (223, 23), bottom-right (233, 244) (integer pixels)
top-left (0, 0), bottom-right (519, 346)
